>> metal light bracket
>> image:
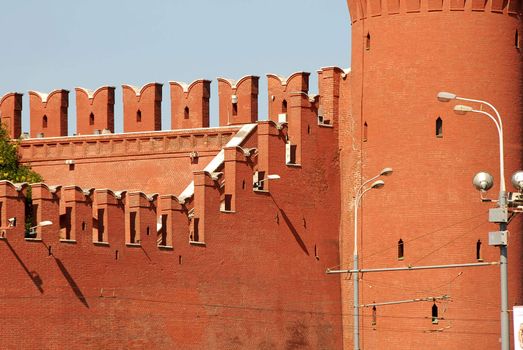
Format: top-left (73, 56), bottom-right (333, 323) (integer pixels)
top-left (489, 207), bottom-right (508, 223)
top-left (488, 230), bottom-right (508, 246)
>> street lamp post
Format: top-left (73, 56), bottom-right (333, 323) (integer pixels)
top-left (437, 92), bottom-right (509, 350)
top-left (353, 167), bottom-right (392, 350)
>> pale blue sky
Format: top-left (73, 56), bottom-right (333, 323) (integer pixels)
top-left (0, 0), bottom-right (350, 134)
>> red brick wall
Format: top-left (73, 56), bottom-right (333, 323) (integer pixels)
top-left (29, 90), bottom-right (69, 138)
top-left (342, 1), bottom-right (523, 349)
top-left (0, 92), bottom-right (22, 139)
top-left (6, 86), bottom-right (344, 348)
top-left (75, 86), bottom-right (115, 135)
top-left (19, 128), bottom-right (241, 195)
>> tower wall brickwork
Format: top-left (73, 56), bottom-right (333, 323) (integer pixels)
top-left (341, 0), bottom-right (523, 348)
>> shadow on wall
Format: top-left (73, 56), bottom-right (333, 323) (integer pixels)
top-left (53, 257), bottom-right (90, 308)
top-left (270, 195), bottom-right (309, 256)
top-left (3, 239), bottom-right (44, 293)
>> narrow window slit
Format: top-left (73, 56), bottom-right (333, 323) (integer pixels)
top-left (476, 239), bottom-right (482, 261)
top-left (159, 214), bottom-right (168, 246)
top-left (372, 305), bottom-right (377, 326)
top-left (282, 99), bottom-right (287, 113)
top-left (363, 122), bottom-right (368, 142)
top-left (43, 115), bottom-right (48, 129)
top-left (89, 112), bottom-right (95, 125)
top-left (432, 303), bottom-right (439, 324)
top-left (136, 110), bottom-right (142, 123)
top-left (366, 33), bottom-right (371, 50)
top-left (97, 208), bottom-right (105, 242)
top-left (398, 239), bottom-right (404, 260)
top-left (130, 212), bottom-right (137, 243)
top-left (224, 194), bottom-right (232, 211)
top-left (193, 218), bottom-right (200, 242)
top-left (184, 106), bottom-right (190, 119)
top-left (436, 117), bottom-right (443, 138)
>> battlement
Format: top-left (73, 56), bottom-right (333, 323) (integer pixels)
top-left (347, 0), bottom-right (521, 22)
top-left (1, 84), bottom-right (343, 251)
top-left (1, 67), bottom-right (351, 142)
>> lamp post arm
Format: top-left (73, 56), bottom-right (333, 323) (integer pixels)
top-left (354, 186), bottom-right (374, 255)
top-left (471, 109), bottom-right (506, 194)
top-left (456, 96), bottom-right (504, 141)
top-left (357, 174), bottom-right (381, 197)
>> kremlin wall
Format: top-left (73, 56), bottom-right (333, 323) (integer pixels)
top-left (0, 69), bottom-right (347, 349)
top-left (0, 0), bottom-right (522, 349)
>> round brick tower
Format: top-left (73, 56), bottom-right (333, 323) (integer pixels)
top-left (341, 0), bottom-right (523, 349)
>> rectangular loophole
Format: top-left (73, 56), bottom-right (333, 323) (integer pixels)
top-left (97, 208), bottom-right (105, 242)
top-left (65, 207), bottom-right (72, 240)
top-left (159, 214), bottom-right (168, 246)
top-left (193, 218), bottom-right (200, 242)
top-left (224, 194), bottom-right (232, 211)
top-left (130, 211), bottom-right (137, 244)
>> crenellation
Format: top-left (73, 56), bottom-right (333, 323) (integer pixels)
top-left (93, 189), bottom-right (126, 244)
top-left (318, 67), bottom-right (350, 128)
top-left (75, 86), bottom-right (115, 135)
top-left (286, 91), bottom-right (318, 165)
top-left (14, 71), bottom-right (345, 142)
top-left (170, 79), bottom-right (211, 130)
top-left (122, 82), bottom-right (163, 133)
top-left (158, 194), bottom-right (186, 248)
top-left (255, 121), bottom-right (286, 192)
top-left (267, 72), bottom-right (310, 124)
top-left (218, 75), bottom-right (259, 126)
top-left (191, 170), bottom-right (220, 244)
top-left (29, 89), bottom-right (69, 138)
top-left (348, 0), bottom-right (522, 21)
top-left (0, 181), bottom-right (27, 238)
top-left (31, 183), bottom-right (61, 241)
top-left (5, 68), bottom-right (342, 251)
top-left (222, 146), bottom-right (252, 212)
top-left (0, 92), bottom-right (23, 138)
top-left (61, 185), bottom-right (93, 243)
top-left (125, 191), bottom-right (158, 247)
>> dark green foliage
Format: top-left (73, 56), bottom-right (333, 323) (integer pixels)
top-left (0, 123), bottom-right (42, 183)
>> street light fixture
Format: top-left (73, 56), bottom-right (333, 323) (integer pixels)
top-left (27, 220), bottom-right (53, 236)
top-left (353, 168), bottom-right (392, 350)
top-left (253, 174), bottom-right (280, 189)
top-left (472, 172), bottom-right (494, 192)
top-left (511, 171), bottom-right (523, 192)
top-left (437, 91), bottom-right (514, 350)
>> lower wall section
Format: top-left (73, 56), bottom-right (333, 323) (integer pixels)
top-left (0, 199), bottom-right (342, 349)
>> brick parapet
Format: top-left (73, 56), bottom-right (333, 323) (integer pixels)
top-left (19, 127), bottom-right (240, 163)
top-left (217, 76), bottom-right (259, 126)
top-left (347, 0), bottom-right (522, 22)
top-left (170, 80), bottom-right (211, 130)
top-left (0, 92), bottom-right (23, 139)
top-left (29, 89), bottom-right (69, 138)
top-left (75, 86), bottom-right (115, 135)
top-left (267, 72), bottom-right (310, 123)
top-left (122, 82), bottom-right (163, 132)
